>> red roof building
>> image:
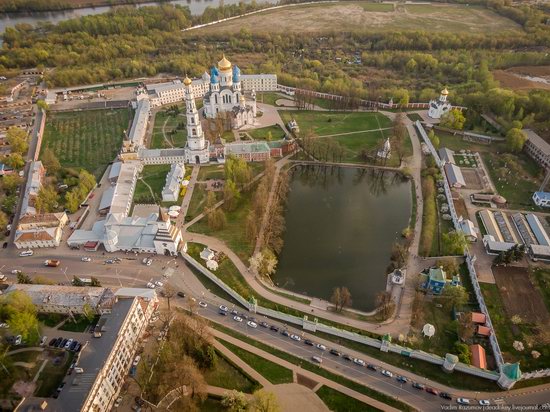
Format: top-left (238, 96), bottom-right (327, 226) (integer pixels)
top-left (471, 312), bottom-right (487, 324)
top-left (470, 344), bottom-right (487, 369)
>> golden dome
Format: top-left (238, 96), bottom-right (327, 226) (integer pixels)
top-left (183, 75), bottom-right (192, 86)
top-left (441, 88), bottom-right (449, 96)
top-left (218, 54), bottom-right (232, 71)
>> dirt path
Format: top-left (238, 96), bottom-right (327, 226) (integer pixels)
top-left (138, 177), bottom-right (156, 202)
top-left (161, 116), bottom-right (175, 148)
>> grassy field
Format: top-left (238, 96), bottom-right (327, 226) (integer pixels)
top-left (41, 108), bottom-right (131, 178)
top-left (247, 124), bottom-right (286, 141)
top-left (35, 352), bottom-right (75, 397)
top-left (279, 110), bottom-right (392, 138)
top-left (203, 351), bottom-right (260, 393)
top-left (37, 313), bottom-right (67, 327)
top-left (316, 385), bottom-right (379, 412)
top-left (59, 315), bottom-right (98, 332)
top-left (219, 339), bottom-right (294, 384)
top-left (133, 164), bottom-right (172, 204)
top-left (150, 109), bottom-right (186, 149)
top-left (481, 283), bottom-right (549, 371)
top-left (257, 92), bottom-right (292, 106)
top-left (197, 164), bottom-right (226, 181)
top-left (190, 2), bottom-right (521, 35)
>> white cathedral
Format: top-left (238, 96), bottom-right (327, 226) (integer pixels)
top-left (428, 88), bottom-right (452, 119)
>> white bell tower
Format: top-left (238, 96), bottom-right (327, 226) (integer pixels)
top-left (183, 76), bottom-right (210, 164)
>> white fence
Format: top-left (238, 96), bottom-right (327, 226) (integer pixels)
top-left (182, 251), bottom-right (499, 381)
top-left (414, 120), bottom-right (504, 369)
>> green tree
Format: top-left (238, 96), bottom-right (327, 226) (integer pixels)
top-left (72, 276), bottom-right (84, 286)
top-left (65, 189), bottom-right (81, 213)
top-left (0, 290), bottom-right (36, 318)
top-left (82, 303), bottom-right (95, 322)
top-left (35, 184), bottom-right (59, 213)
top-left (222, 390), bottom-right (248, 412)
top-left (6, 128), bottom-right (28, 154)
top-left (90, 277), bottom-right (101, 287)
top-left (440, 108), bottom-right (465, 130)
top-left (250, 389), bottom-right (280, 412)
top-left (506, 128), bottom-right (527, 153)
top-left (17, 272), bottom-right (33, 284)
top-left (454, 342), bottom-right (471, 365)
top-left (207, 208), bottom-right (226, 231)
top-left (442, 231), bottom-right (467, 255)
top-left (1, 195), bottom-right (17, 214)
top-left (78, 169), bottom-right (96, 192)
top-left (41, 148), bottom-right (61, 174)
top-left (223, 179), bottom-right (240, 211)
top-left (428, 129), bottom-right (439, 149)
top-left (8, 311), bottom-right (40, 345)
top-left (36, 99), bottom-right (49, 111)
top-left (1, 174), bottom-right (22, 194)
top-left (0, 211), bottom-right (8, 232)
top-left (5, 153), bottom-right (25, 169)
top-left (441, 285), bottom-right (468, 310)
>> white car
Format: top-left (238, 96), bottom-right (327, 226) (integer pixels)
top-left (290, 334), bottom-right (301, 341)
top-left (247, 321), bottom-right (258, 328)
top-left (74, 367), bottom-right (84, 374)
top-left (312, 356), bottom-right (322, 363)
top-left (0, 323), bottom-right (8, 328)
top-left (81, 257), bottom-right (91, 262)
top-left (114, 397), bottom-right (123, 408)
top-left (219, 305), bottom-right (228, 312)
top-left (198, 301), bottom-right (207, 308)
top-left (40, 336), bottom-right (48, 346)
top-left (315, 343), bottom-right (327, 351)
top-left (133, 355), bottom-right (141, 367)
top-left (381, 369), bottom-right (393, 378)
top-left (146, 259), bottom-right (152, 266)
top-left (457, 398), bottom-right (470, 405)
top-left (353, 358), bottom-right (365, 366)
top-left (233, 316), bottom-right (243, 322)
top-left (11, 269), bottom-right (21, 274)
top-left (146, 282), bottom-right (156, 289)
top-left (478, 400), bottom-right (490, 406)
top-left (19, 250), bottom-right (33, 257)
top-left (154, 280), bottom-right (163, 287)
top-left (64, 339), bottom-right (73, 350)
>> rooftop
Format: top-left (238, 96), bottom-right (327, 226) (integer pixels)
top-left (226, 141), bottom-right (270, 154)
top-left (444, 162), bottom-right (466, 186)
top-left (127, 98), bottom-right (150, 147)
top-left (469, 344), bottom-right (487, 369)
top-left (525, 129), bottom-right (550, 156)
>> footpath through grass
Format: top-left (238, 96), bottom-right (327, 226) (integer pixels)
top-left (211, 323), bottom-right (415, 412)
top-left (134, 164), bottom-right (172, 204)
top-left (316, 385), bottom-right (380, 412)
top-left (218, 338), bottom-right (294, 384)
top-left (41, 108), bottom-right (131, 179)
top-left (150, 109), bottom-right (186, 149)
top-left (203, 350), bottom-right (260, 393)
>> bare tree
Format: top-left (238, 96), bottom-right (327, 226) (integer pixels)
top-left (375, 291), bottom-right (395, 320)
top-left (163, 284), bottom-right (176, 311)
top-left (330, 286), bottom-right (352, 312)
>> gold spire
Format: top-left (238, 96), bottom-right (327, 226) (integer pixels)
top-left (441, 88), bottom-right (449, 96)
top-left (217, 54), bottom-right (232, 71)
top-left (183, 75), bottom-right (192, 86)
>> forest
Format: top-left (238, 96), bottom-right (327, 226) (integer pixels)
top-left (0, 1), bottom-right (549, 134)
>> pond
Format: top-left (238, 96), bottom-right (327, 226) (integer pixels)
top-left (273, 165), bottom-right (412, 312)
top-left (0, 0), bottom-right (274, 33)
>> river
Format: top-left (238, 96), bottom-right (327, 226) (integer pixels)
top-left (273, 165), bottom-right (412, 312)
top-left (0, 0), bottom-right (273, 33)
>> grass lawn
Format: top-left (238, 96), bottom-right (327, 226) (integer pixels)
top-left (357, 2), bottom-right (394, 12)
top-left (436, 131), bottom-right (506, 153)
top-left (316, 385), bottom-right (379, 412)
top-left (59, 315), bottom-right (98, 332)
top-left (198, 164), bottom-right (226, 181)
top-left (406, 113), bottom-right (423, 122)
top-left (247, 124), bottom-right (286, 141)
top-left (222, 130), bottom-right (236, 142)
top-left (219, 338), bottom-right (294, 384)
top-left (134, 164), bottom-right (172, 204)
top-left (41, 108), bottom-right (132, 179)
top-left (278, 110), bottom-right (392, 138)
top-left (211, 323), bottom-right (415, 411)
top-left (482, 152), bottom-right (542, 210)
top-left (150, 109), bottom-right (186, 149)
top-left (37, 313), bottom-right (67, 327)
top-left (203, 350), bottom-right (260, 393)
top-left (480, 283), bottom-right (550, 371)
top-left (199, 396), bottom-right (225, 412)
top-left (257, 92), bottom-right (291, 106)
top-left (35, 351), bottom-right (75, 397)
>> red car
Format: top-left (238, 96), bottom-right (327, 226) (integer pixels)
top-left (426, 387), bottom-right (439, 396)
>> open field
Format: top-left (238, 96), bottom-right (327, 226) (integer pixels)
top-left (219, 339), bottom-right (294, 385)
top-left (247, 124), bottom-right (286, 141)
top-left (203, 351), bottom-right (260, 393)
top-left (41, 108), bottom-right (131, 178)
top-left (134, 164), bottom-right (171, 204)
top-left (493, 66), bottom-right (550, 91)
top-left (191, 2), bottom-right (521, 35)
top-left (279, 110), bottom-right (392, 137)
top-left (150, 109), bottom-right (186, 149)
top-left (481, 279), bottom-right (550, 371)
top-left (316, 385), bottom-right (377, 412)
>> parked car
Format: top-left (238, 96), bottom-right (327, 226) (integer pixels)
top-left (19, 250), bottom-right (34, 257)
top-left (412, 382), bottom-right (425, 390)
top-left (478, 400), bottom-right (490, 406)
top-left (233, 316), bottom-right (243, 322)
top-left (247, 321), bottom-right (258, 328)
top-left (74, 367), bottom-right (84, 374)
top-left (381, 370), bottom-right (393, 378)
top-left (48, 338), bottom-right (57, 346)
top-left (81, 257), bottom-right (92, 262)
top-left (69, 341), bottom-right (78, 351)
top-left (64, 339), bottom-right (74, 350)
top-left (40, 336), bottom-right (48, 346)
top-left (315, 343), bottom-right (327, 351)
top-left (60, 338), bottom-right (68, 348)
top-left (198, 301), bottom-right (207, 308)
top-left (311, 356), bottom-right (322, 363)
top-left (177, 291), bottom-right (185, 298)
top-left (290, 334), bottom-right (301, 341)
top-left (425, 387), bottom-right (439, 395)
top-left (146, 282), bottom-right (155, 289)
top-left (155, 280), bottom-right (163, 287)
top-left (329, 349), bottom-right (341, 357)
top-left (281, 330), bottom-right (290, 337)
top-left (353, 358), bottom-right (365, 366)
top-left (457, 398), bottom-right (470, 405)
top-left (260, 321), bottom-right (269, 328)
top-left (367, 364), bottom-right (378, 371)
top-left (219, 305), bottom-right (228, 312)
top-left (114, 397), bottom-right (123, 408)
top-left (133, 355), bottom-right (141, 367)
top-left (343, 354), bottom-right (353, 361)
top-left (304, 339), bottom-right (314, 346)
top-left (0, 323), bottom-right (9, 328)
top-left (218, 309), bottom-right (227, 316)
top-left (135, 397), bottom-right (145, 406)
top-left (270, 325), bottom-right (280, 332)
top-left (74, 343), bottom-right (82, 352)
top-left (11, 269), bottom-right (21, 274)
top-left (54, 337), bottom-right (63, 347)
top-left (105, 259), bottom-right (114, 264)
top-left (439, 392), bottom-right (452, 400)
